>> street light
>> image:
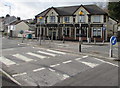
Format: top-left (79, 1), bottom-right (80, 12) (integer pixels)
top-left (79, 11), bottom-right (83, 52)
top-left (4, 5), bottom-right (11, 15)
top-left (63, 22), bottom-right (66, 43)
top-left (39, 16), bottom-right (43, 45)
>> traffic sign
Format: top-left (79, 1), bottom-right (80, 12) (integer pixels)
top-left (110, 36), bottom-right (117, 45)
top-left (102, 27), bottom-right (106, 31)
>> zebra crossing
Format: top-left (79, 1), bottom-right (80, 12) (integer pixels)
top-left (0, 48), bottom-right (109, 86)
top-left (0, 49), bottom-right (67, 67)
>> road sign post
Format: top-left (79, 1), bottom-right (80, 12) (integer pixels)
top-left (102, 26), bottom-right (106, 44)
top-left (109, 36), bottom-right (117, 57)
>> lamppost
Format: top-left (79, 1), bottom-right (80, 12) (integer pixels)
top-left (5, 4), bottom-right (11, 38)
top-left (63, 22), bottom-right (66, 43)
top-left (39, 16), bottom-right (43, 45)
top-left (102, 24), bottom-right (106, 44)
top-left (79, 11), bottom-right (83, 52)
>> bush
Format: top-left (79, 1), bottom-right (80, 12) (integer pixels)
top-left (3, 32), bottom-right (7, 36)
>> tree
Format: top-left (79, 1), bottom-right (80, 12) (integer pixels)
top-left (108, 1), bottom-right (120, 22)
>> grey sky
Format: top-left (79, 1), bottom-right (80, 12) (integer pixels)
top-left (0, 0), bottom-right (113, 20)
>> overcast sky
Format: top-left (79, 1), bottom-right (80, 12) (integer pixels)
top-left (0, 0), bottom-right (109, 20)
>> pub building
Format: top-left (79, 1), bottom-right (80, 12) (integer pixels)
top-left (35, 4), bottom-right (109, 42)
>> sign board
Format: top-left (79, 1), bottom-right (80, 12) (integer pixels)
top-left (110, 36), bottom-right (117, 45)
top-left (102, 27), bottom-right (106, 31)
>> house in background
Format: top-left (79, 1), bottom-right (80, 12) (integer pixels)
top-left (107, 17), bottom-right (118, 39)
top-left (9, 20), bottom-right (30, 37)
top-left (35, 4), bottom-right (109, 42)
top-left (3, 15), bottom-right (17, 33)
top-left (35, 4), bottom-right (119, 42)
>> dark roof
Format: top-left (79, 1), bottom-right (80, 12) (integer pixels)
top-left (36, 4), bottom-right (108, 17)
top-left (36, 8), bottom-right (50, 17)
top-left (54, 6), bottom-right (80, 16)
top-left (83, 5), bottom-right (108, 15)
top-left (3, 16), bottom-right (17, 25)
top-left (9, 20), bottom-right (23, 25)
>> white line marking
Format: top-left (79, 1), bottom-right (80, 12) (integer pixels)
top-left (27, 52), bottom-right (47, 59)
top-left (82, 55), bottom-right (88, 58)
top-left (12, 72), bottom-right (27, 77)
top-left (47, 49), bottom-right (66, 55)
top-left (0, 56), bottom-right (16, 66)
top-left (94, 58), bottom-right (119, 67)
top-left (75, 58), bottom-right (82, 61)
top-left (79, 61), bottom-right (99, 68)
top-left (33, 67), bottom-right (45, 72)
top-left (48, 68), bottom-right (55, 72)
top-left (13, 54), bottom-right (33, 62)
top-left (50, 64), bottom-right (60, 67)
top-left (63, 60), bottom-right (72, 64)
top-left (0, 69), bottom-right (21, 86)
top-left (38, 51), bottom-right (56, 57)
top-left (62, 74), bottom-right (70, 80)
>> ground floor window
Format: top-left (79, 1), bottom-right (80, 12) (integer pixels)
top-left (76, 27), bottom-right (87, 37)
top-left (93, 27), bottom-right (101, 37)
top-left (64, 28), bottom-right (69, 37)
top-left (76, 28), bottom-right (79, 37)
top-left (81, 27), bottom-right (87, 37)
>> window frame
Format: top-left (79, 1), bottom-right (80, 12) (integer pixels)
top-left (64, 16), bottom-right (70, 23)
top-left (79, 15), bottom-right (85, 23)
top-left (93, 27), bottom-right (101, 37)
top-left (50, 16), bottom-right (56, 23)
top-left (93, 15), bottom-right (101, 23)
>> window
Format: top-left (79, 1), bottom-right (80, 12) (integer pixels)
top-left (93, 16), bottom-right (100, 22)
top-left (63, 28), bottom-right (69, 37)
top-left (79, 15), bottom-right (85, 22)
top-left (64, 17), bottom-right (70, 23)
top-left (93, 28), bottom-right (101, 37)
top-left (81, 27), bottom-right (87, 37)
top-left (50, 16), bottom-right (55, 23)
top-left (39, 18), bottom-right (44, 24)
top-left (76, 29), bottom-right (79, 37)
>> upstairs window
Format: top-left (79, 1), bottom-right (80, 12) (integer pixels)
top-left (64, 17), bottom-right (70, 23)
top-left (79, 15), bottom-right (85, 22)
top-left (50, 16), bottom-right (55, 23)
top-left (93, 16), bottom-right (100, 22)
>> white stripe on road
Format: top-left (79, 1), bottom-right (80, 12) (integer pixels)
top-left (27, 52), bottom-right (47, 59)
top-left (82, 55), bottom-right (88, 58)
top-left (63, 60), bottom-right (72, 64)
top-left (13, 54), bottom-right (33, 62)
top-left (0, 56), bottom-right (16, 66)
top-left (47, 49), bottom-right (66, 55)
top-left (75, 58), bottom-right (82, 61)
top-left (50, 64), bottom-right (60, 67)
top-left (78, 61), bottom-right (99, 68)
top-left (0, 69), bottom-right (21, 86)
top-left (38, 51), bottom-right (56, 57)
top-left (33, 67), bottom-right (45, 72)
top-left (12, 72), bottom-right (27, 77)
top-left (62, 74), bottom-right (70, 80)
top-left (48, 68), bottom-right (55, 72)
top-left (94, 58), bottom-right (119, 67)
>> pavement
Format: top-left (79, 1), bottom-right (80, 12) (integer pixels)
top-left (10, 37), bottom-right (119, 61)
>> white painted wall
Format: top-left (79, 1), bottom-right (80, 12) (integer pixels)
top-left (46, 8), bottom-right (58, 23)
top-left (11, 22), bottom-right (29, 37)
top-left (74, 6), bottom-right (89, 23)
